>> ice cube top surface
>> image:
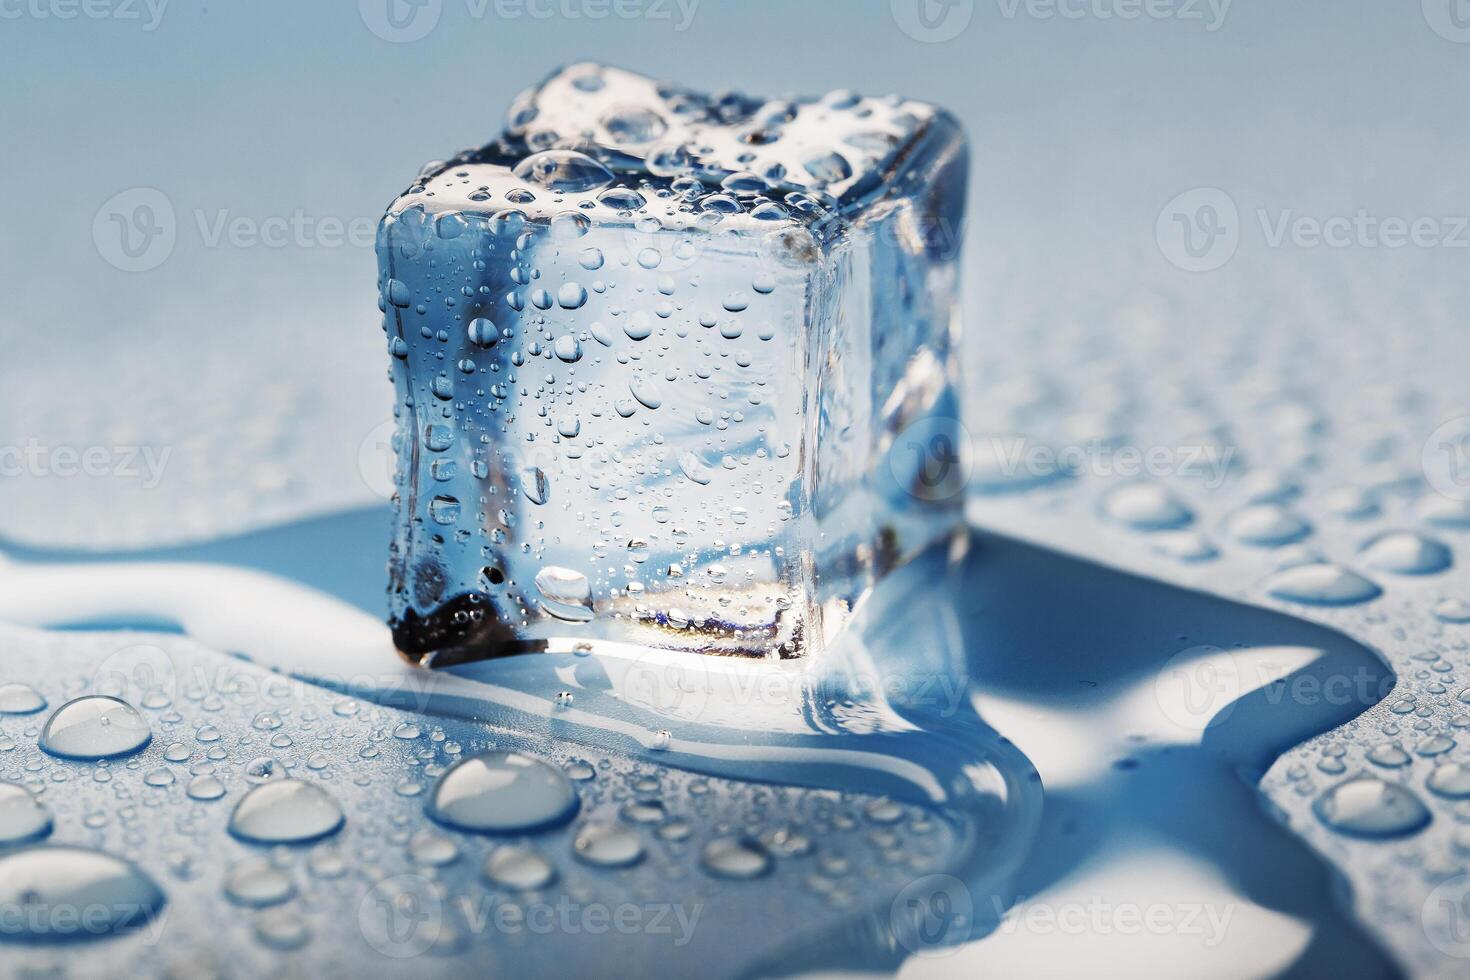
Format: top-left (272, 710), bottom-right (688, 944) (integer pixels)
top-left (388, 62), bottom-right (954, 232)
top-left (379, 64), bottom-right (966, 667)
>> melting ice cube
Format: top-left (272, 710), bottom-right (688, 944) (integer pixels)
top-left (378, 63), bottom-right (968, 667)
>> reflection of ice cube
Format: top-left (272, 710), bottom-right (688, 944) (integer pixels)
top-left (378, 63), bottom-right (968, 667)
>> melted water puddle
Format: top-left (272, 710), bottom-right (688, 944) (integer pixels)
top-left (0, 507), bottom-right (1402, 977)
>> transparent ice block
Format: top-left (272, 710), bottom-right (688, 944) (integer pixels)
top-left (378, 63), bottom-right (967, 667)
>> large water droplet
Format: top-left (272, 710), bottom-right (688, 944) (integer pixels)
top-left (1101, 483), bottom-right (1194, 530)
top-left (229, 780), bottom-right (344, 845)
top-left (1429, 763), bottom-right (1470, 799)
top-left (483, 846), bottom-right (557, 890)
top-left (535, 567), bottom-right (595, 623)
top-left (1312, 774), bottom-right (1430, 838)
top-left (0, 846), bottom-right (166, 940)
top-left (701, 837), bottom-right (772, 879)
top-left (428, 751), bottom-right (579, 834)
top-left (1358, 531), bottom-right (1453, 575)
top-left (0, 782), bottom-right (52, 845)
top-left (39, 696), bottom-right (151, 760)
top-left (512, 150), bottom-right (615, 194)
top-left (1224, 505), bottom-right (1312, 547)
top-left (572, 822), bottom-right (644, 868)
top-left (629, 375), bottom-right (663, 410)
top-left (1263, 563), bottom-right (1382, 606)
top-left (223, 858), bottom-right (295, 907)
top-left (1434, 599), bottom-right (1470, 624)
top-left (0, 683), bottom-right (46, 715)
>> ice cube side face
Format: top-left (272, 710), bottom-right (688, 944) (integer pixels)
top-left (379, 65), bottom-right (967, 667)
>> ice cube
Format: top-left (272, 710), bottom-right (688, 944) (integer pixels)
top-left (378, 63), bottom-right (967, 667)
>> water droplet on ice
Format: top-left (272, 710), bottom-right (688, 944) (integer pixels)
top-left (39, 696), bottom-right (151, 760)
top-left (512, 150), bottom-right (615, 194)
top-left (229, 780), bottom-right (345, 845)
top-left (428, 751), bottom-right (579, 834)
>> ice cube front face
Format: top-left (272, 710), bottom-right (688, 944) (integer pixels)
top-left (379, 64), bottom-right (967, 668)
